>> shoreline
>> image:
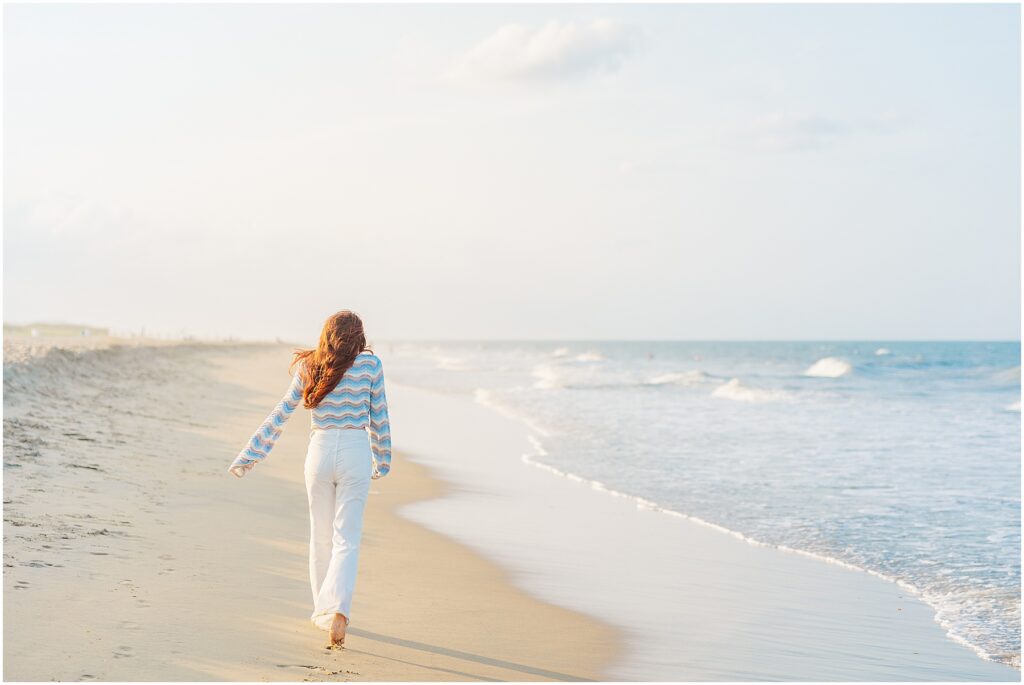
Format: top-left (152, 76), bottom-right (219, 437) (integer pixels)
top-left (4, 336), bottom-right (1018, 680)
top-left (3, 340), bottom-right (621, 681)
top-left (353, 451), bottom-right (625, 681)
top-left (516, 435), bottom-right (1008, 670)
top-left (386, 379), bottom-right (1021, 681)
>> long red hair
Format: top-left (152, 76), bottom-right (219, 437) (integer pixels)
top-left (290, 310), bottom-right (372, 409)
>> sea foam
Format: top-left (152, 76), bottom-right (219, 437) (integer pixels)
top-left (644, 370), bottom-right (709, 386)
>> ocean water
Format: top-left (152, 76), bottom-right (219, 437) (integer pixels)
top-left (378, 340), bottom-right (1022, 670)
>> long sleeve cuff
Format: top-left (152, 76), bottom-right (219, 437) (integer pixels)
top-left (228, 453), bottom-right (256, 478)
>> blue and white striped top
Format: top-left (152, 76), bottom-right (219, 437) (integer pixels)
top-left (228, 351), bottom-right (392, 479)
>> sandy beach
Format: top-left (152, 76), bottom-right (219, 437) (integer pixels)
top-left (3, 338), bottom-right (620, 681)
top-left (6, 2), bottom-right (1020, 680)
top-left (3, 337), bottom-right (1019, 681)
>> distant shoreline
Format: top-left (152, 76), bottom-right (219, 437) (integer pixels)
top-left (4, 321), bottom-right (1019, 345)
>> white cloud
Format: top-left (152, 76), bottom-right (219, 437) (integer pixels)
top-left (444, 18), bottom-right (638, 84)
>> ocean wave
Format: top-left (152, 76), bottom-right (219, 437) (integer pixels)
top-left (993, 366), bottom-right (1021, 384)
top-left (531, 363), bottom-right (719, 391)
top-left (875, 348), bottom-right (891, 356)
top-left (804, 357), bottom-right (853, 378)
top-left (551, 346), bottom-right (570, 358)
top-left (644, 370), bottom-right (709, 386)
top-left (573, 350), bottom-right (605, 363)
top-left (433, 355), bottom-right (474, 372)
top-left (531, 365), bottom-right (719, 391)
top-left (1005, 400), bottom-right (1021, 413)
top-left (530, 364), bottom-right (563, 389)
top-left (711, 378), bottom-right (791, 403)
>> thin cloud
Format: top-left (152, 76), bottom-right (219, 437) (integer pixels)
top-left (753, 113), bottom-right (849, 152)
top-left (749, 111), bottom-right (912, 152)
top-left (443, 18), bottom-right (639, 84)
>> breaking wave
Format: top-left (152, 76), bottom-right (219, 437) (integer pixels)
top-left (531, 364), bottom-right (563, 389)
top-left (993, 366), bottom-right (1021, 384)
top-left (711, 378), bottom-right (791, 403)
top-left (805, 357), bottom-right (853, 378)
top-left (433, 355), bottom-right (474, 371)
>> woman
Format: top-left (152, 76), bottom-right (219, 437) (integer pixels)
top-left (227, 310), bottom-right (392, 649)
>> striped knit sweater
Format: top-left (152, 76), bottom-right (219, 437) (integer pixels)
top-left (227, 351), bottom-right (392, 479)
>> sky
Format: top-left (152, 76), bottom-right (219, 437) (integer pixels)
top-left (3, 3), bottom-right (1020, 342)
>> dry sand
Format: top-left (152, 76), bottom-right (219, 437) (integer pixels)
top-left (3, 339), bottom-right (621, 681)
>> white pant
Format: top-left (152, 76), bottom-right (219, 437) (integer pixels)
top-left (303, 427), bottom-right (373, 631)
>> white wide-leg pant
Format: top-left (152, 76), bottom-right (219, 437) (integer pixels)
top-left (304, 426), bottom-right (373, 631)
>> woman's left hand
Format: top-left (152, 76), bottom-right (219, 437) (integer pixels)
top-left (229, 462), bottom-right (254, 478)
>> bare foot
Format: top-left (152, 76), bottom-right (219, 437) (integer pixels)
top-left (328, 613), bottom-right (348, 648)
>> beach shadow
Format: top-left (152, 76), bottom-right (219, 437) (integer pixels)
top-left (347, 627), bottom-right (596, 682)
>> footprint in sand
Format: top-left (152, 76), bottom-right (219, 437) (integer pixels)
top-left (119, 620), bottom-right (141, 631)
top-left (158, 554), bottom-right (174, 561)
top-left (14, 580), bottom-right (30, 590)
top-left (112, 646), bottom-right (133, 659)
top-left (277, 665), bottom-right (361, 677)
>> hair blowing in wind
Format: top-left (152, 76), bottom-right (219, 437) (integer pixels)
top-left (291, 310), bottom-right (372, 410)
